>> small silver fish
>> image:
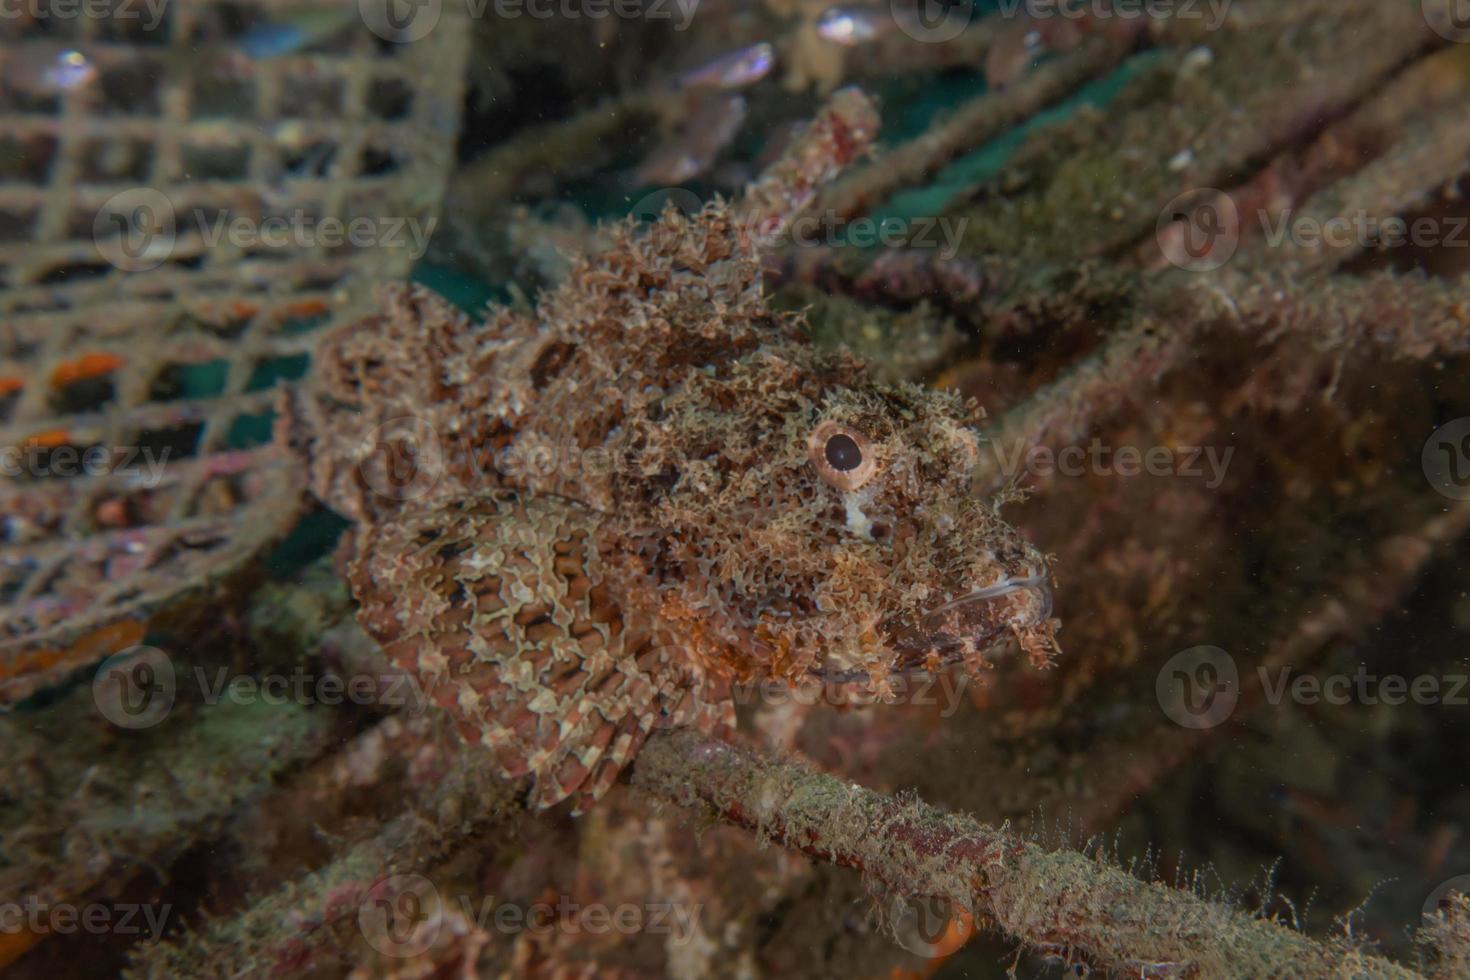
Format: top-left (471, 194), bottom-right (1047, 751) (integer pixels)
top-left (985, 7), bottom-right (1098, 89)
top-left (816, 7), bottom-right (893, 46)
top-left (238, 7), bottom-right (358, 60)
top-left (985, 22), bottom-right (1046, 89)
top-left (677, 42), bottom-right (775, 91)
top-left (1, 47), bottom-right (101, 97)
top-left (634, 94), bottom-right (748, 186)
top-left (45, 49), bottom-right (98, 91)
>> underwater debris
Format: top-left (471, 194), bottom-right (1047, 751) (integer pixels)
top-left (740, 85), bottom-right (880, 242)
top-left (634, 730), bottom-right (1427, 979)
top-left (0, 682), bottom-right (341, 972)
top-left (0, 2), bottom-right (470, 702)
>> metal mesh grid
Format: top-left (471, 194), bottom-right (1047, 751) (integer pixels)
top-left (0, 0), bottom-right (470, 703)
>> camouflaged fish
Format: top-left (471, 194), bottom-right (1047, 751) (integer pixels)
top-left (286, 90), bottom-right (1059, 810)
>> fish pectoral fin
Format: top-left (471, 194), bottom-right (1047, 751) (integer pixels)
top-left (347, 491), bottom-right (727, 810)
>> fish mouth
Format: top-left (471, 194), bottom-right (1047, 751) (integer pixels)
top-left (805, 571), bottom-right (1054, 686)
top-left (882, 571), bottom-right (1054, 673)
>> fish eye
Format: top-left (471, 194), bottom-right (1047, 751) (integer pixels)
top-left (808, 421), bottom-right (877, 491)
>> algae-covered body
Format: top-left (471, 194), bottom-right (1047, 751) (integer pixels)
top-left (287, 93), bottom-right (1057, 809)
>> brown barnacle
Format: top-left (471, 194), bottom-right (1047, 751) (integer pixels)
top-left (806, 419), bottom-right (877, 491)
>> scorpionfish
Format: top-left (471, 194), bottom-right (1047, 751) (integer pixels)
top-left (286, 90), bottom-right (1059, 811)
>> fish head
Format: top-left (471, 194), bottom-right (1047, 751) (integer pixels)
top-left (620, 342), bottom-right (1058, 693)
